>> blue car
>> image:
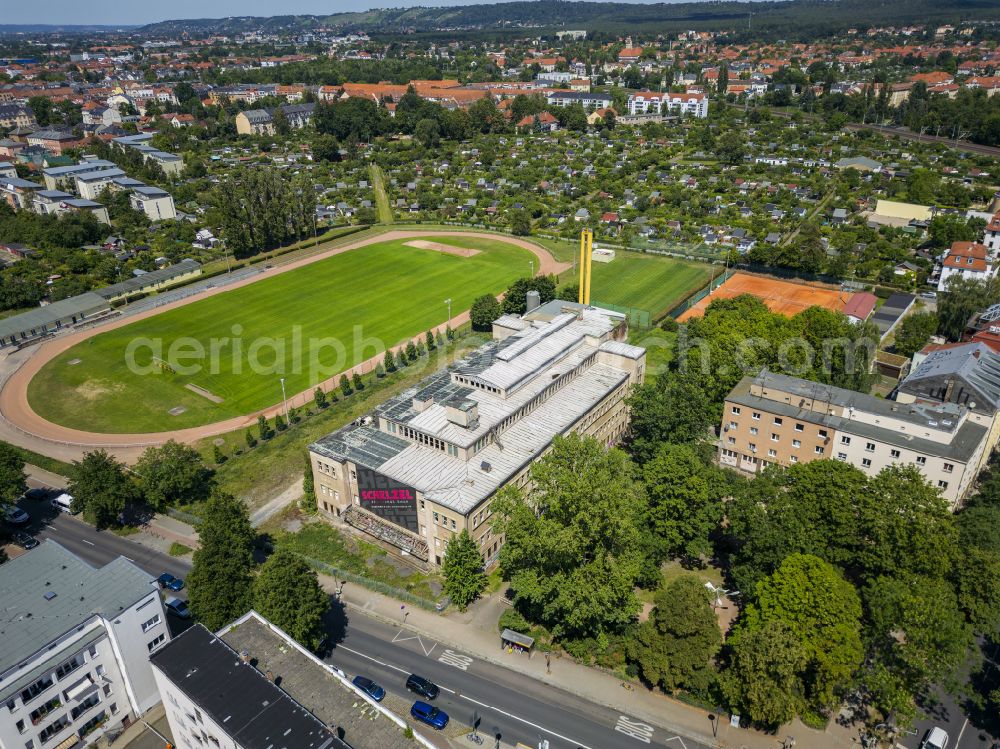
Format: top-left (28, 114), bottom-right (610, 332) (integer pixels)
top-left (352, 676), bottom-right (385, 702)
top-left (157, 573), bottom-right (185, 591)
top-left (410, 701), bottom-right (448, 730)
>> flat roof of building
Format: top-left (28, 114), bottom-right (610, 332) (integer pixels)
top-left (0, 541), bottom-right (156, 676)
top-left (0, 291), bottom-right (109, 340)
top-left (150, 624), bottom-right (342, 749)
top-left (219, 614), bottom-right (418, 749)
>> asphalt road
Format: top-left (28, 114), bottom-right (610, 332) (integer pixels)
top-left (325, 609), bottom-right (713, 749)
top-left (8, 482), bottom-right (713, 749)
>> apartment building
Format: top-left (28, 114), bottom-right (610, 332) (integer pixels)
top-left (720, 370), bottom-right (990, 507)
top-left (151, 612), bottom-right (430, 749)
top-left (309, 302), bottom-right (645, 566)
top-left (0, 542), bottom-right (170, 749)
top-left (545, 90), bottom-right (614, 110)
top-left (626, 90), bottom-right (708, 117)
top-left (129, 185), bottom-right (176, 221)
top-left (984, 212), bottom-right (1000, 257)
top-left (938, 241), bottom-right (993, 291)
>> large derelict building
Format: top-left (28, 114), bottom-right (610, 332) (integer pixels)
top-left (309, 302), bottom-right (646, 566)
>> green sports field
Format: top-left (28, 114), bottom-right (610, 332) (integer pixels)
top-left (586, 250), bottom-right (712, 318)
top-left (28, 236), bottom-right (534, 433)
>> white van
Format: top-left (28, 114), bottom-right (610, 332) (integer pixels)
top-left (920, 727), bottom-right (949, 749)
top-left (50, 493), bottom-right (75, 514)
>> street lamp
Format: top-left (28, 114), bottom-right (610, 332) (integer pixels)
top-left (708, 714), bottom-right (718, 738)
top-left (445, 298), bottom-right (452, 322)
top-left (529, 260), bottom-right (534, 277)
top-left (279, 377), bottom-right (289, 422)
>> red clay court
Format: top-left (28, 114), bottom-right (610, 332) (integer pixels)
top-left (677, 271), bottom-right (850, 321)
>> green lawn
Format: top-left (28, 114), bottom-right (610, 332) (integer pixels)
top-left (369, 163), bottom-right (394, 224)
top-left (29, 236), bottom-right (533, 433)
top-left (587, 250), bottom-right (712, 318)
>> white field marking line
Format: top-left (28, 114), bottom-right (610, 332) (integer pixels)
top-left (391, 629), bottom-right (437, 657)
top-left (457, 693), bottom-right (597, 749)
top-left (335, 644), bottom-right (455, 693)
top-left (955, 718), bottom-right (969, 746)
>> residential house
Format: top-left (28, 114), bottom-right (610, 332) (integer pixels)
top-left (938, 241), bottom-right (993, 291)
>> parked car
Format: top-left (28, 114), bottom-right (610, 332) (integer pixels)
top-left (410, 701), bottom-right (448, 730)
top-left (405, 674), bottom-right (439, 700)
top-left (157, 573), bottom-right (185, 591)
top-left (920, 291), bottom-right (938, 299)
top-left (24, 488), bottom-right (49, 501)
top-left (50, 493), bottom-right (75, 513)
top-left (4, 505), bottom-right (30, 525)
top-left (164, 597), bottom-right (191, 619)
top-left (920, 727), bottom-right (949, 749)
top-left (12, 531), bottom-right (38, 549)
top-left (352, 676), bottom-right (385, 702)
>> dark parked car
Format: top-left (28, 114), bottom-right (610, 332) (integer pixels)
top-left (405, 674), bottom-right (439, 700)
top-left (410, 701), bottom-right (448, 730)
top-left (12, 532), bottom-right (38, 549)
top-left (164, 597), bottom-right (190, 619)
top-left (157, 573), bottom-right (185, 591)
top-left (352, 676), bottom-right (385, 702)
top-left (4, 505), bottom-right (29, 526)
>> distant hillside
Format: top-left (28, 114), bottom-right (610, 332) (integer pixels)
top-left (138, 0), bottom-right (1000, 38)
top-left (0, 24), bottom-right (138, 34)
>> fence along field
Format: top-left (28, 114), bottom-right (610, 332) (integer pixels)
top-left (27, 235), bottom-right (535, 433)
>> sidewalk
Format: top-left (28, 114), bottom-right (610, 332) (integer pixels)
top-left (322, 576), bottom-right (863, 749)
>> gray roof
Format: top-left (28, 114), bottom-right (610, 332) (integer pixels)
top-left (900, 342), bottom-right (1000, 413)
top-left (312, 309), bottom-right (635, 515)
top-left (132, 185), bottom-right (169, 197)
top-left (74, 167), bottom-right (126, 183)
top-left (94, 258), bottom-right (200, 300)
top-left (43, 160), bottom-right (117, 178)
top-left (151, 624), bottom-right (340, 749)
top-left (729, 370), bottom-right (987, 463)
top-left (0, 292), bottom-right (109, 340)
top-left (0, 541), bottom-right (157, 676)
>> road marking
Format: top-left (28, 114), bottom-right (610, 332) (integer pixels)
top-left (663, 737), bottom-right (691, 748)
top-left (334, 644), bottom-right (454, 693)
top-left (955, 718), bottom-right (969, 745)
top-left (457, 693), bottom-right (596, 749)
top-left (81, 540), bottom-right (95, 546)
top-left (616, 715), bottom-right (654, 743)
top-left (392, 629), bottom-right (437, 657)
top-left (438, 649), bottom-right (473, 671)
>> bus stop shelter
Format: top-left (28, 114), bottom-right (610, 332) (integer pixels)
top-left (500, 628), bottom-right (534, 657)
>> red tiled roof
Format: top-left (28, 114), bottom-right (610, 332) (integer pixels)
top-left (843, 292), bottom-right (878, 320)
top-left (943, 241), bottom-right (988, 271)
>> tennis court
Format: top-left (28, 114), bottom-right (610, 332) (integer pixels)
top-left (677, 272), bottom-right (850, 321)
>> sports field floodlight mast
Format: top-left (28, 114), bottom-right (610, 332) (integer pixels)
top-left (445, 298), bottom-right (452, 321)
top-left (279, 377), bottom-right (289, 421)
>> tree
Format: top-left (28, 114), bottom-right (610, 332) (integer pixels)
top-left (340, 374), bottom-right (352, 397)
top-left (187, 491), bottom-right (256, 631)
top-left (470, 294), bottom-right (502, 331)
top-left (405, 340), bottom-right (418, 362)
top-left (442, 529), bottom-right (487, 610)
top-left (314, 387), bottom-right (328, 409)
top-left (501, 276), bottom-right (556, 315)
top-left (0, 442), bottom-right (26, 511)
top-left (625, 575), bottom-right (721, 693)
top-left (626, 372), bottom-right (715, 463)
top-left (425, 330), bottom-right (436, 351)
top-left (937, 275), bottom-right (1000, 341)
top-left (253, 549), bottom-right (329, 650)
top-left (511, 209), bottom-right (531, 236)
top-left (893, 312), bottom-right (939, 358)
top-left (717, 66), bottom-right (729, 95)
top-left (715, 130), bottom-right (746, 165)
top-left (68, 450), bottom-right (137, 529)
top-left (213, 444), bottom-right (226, 464)
top-left (414, 117), bottom-right (441, 147)
top-left (740, 554), bottom-right (863, 710)
top-left (302, 453), bottom-right (316, 512)
top-left (863, 575), bottom-right (974, 715)
top-left (493, 434), bottom-right (646, 640)
top-left (135, 440), bottom-right (213, 511)
top-left (383, 349), bottom-right (396, 373)
top-left (721, 622), bottom-right (808, 728)
top-left (272, 106), bottom-right (291, 136)
top-left (641, 443), bottom-right (725, 561)
top-left (245, 429), bottom-right (257, 449)
top-left (352, 371), bottom-right (364, 391)
top-left (312, 133), bottom-right (340, 162)
top-left (257, 414), bottom-right (269, 441)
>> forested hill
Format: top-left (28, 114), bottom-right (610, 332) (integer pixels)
top-left (139, 0), bottom-right (1000, 39)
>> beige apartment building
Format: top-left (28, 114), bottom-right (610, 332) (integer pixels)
top-left (308, 302), bottom-right (645, 567)
top-left (720, 370), bottom-right (991, 507)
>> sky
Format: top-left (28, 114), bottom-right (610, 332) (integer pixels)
top-left (4, 0), bottom-right (677, 27)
